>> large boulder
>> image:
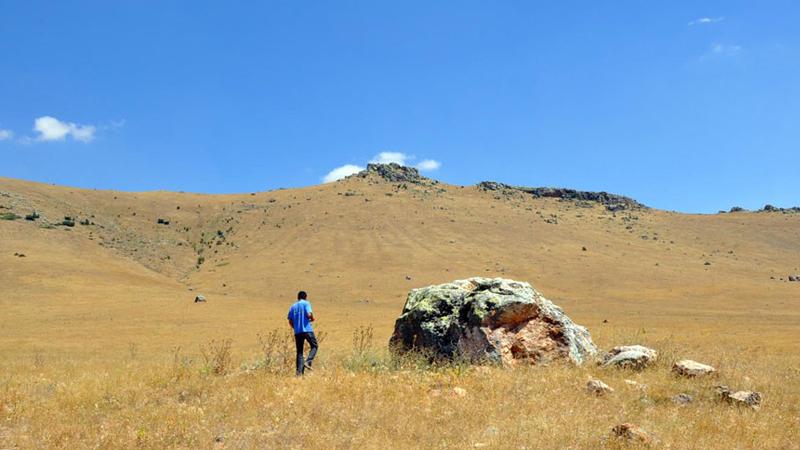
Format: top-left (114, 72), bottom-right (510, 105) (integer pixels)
top-left (389, 277), bottom-right (597, 365)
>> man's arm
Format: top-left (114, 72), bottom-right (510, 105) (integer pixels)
top-left (288, 318), bottom-right (294, 329)
top-left (308, 312), bottom-right (315, 322)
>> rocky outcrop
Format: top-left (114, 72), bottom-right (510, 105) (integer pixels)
top-left (356, 163), bottom-right (426, 184)
top-left (672, 359), bottom-right (716, 377)
top-left (600, 345), bottom-right (658, 370)
top-left (389, 277), bottom-right (597, 365)
top-left (759, 204), bottom-right (800, 213)
top-left (477, 182), bottom-right (645, 211)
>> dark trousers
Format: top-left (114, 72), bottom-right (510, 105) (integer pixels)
top-left (295, 332), bottom-right (318, 375)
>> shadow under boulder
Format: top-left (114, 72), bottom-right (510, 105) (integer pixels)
top-left (389, 277), bottom-right (597, 365)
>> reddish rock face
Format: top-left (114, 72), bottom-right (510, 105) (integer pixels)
top-left (390, 277), bottom-right (597, 365)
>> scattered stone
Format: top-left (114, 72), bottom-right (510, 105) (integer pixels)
top-left (405, 275), bottom-right (412, 281)
top-left (716, 385), bottom-right (762, 409)
top-left (704, 261), bottom-right (711, 266)
top-left (582, 246), bottom-right (587, 251)
top-left (157, 218), bottom-right (170, 225)
top-left (24, 211), bottom-right (40, 221)
top-left (672, 359), bottom-right (716, 377)
top-left (587, 379), bottom-right (614, 395)
top-left (61, 217), bottom-right (75, 227)
top-left (624, 379), bottom-right (647, 390)
top-left (13, 252), bottom-right (26, 258)
top-left (600, 345), bottom-right (658, 370)
top-left (390, 277), bottom-right (597, 365)
top-left (194, 294), bottom-right (207, 303)
top-left (611, 423), bottom-right (656, 445)
top-left (672, 393), bottom-right (693, 405)
top-left (789, 275), bottom-right (799, 282)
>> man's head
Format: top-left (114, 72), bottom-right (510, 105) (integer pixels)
top-left (297, 291), bottom-right (307, 300)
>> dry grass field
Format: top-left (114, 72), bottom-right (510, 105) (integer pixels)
top-left (1, 170), bottom-right (799, 448)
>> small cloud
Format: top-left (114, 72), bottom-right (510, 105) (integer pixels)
top-left (322, 164), bottom-right (365, 183)
top-left (33, 116), bottom-right (97, 142)
top-left (324, 151), bottom-right (443, 183)
top-left (370, 152), bottom-right (408, 165)
top-left (0, 129), bottom-right (12, 141)
top-left (417, 159), bottom-right (441, 171)
top-left (711, 43), bottom-right (741, 55)
top-left (689, 16), bottom-right (724, 26)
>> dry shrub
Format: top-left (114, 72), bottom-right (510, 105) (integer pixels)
top-left (199, 339), bottom-right (233, 375)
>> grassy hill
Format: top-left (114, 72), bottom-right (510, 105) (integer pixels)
top-left (1, 166), bottom-right (799, 447)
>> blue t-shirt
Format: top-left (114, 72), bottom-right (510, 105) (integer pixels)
top-left (287, 299), bottom-right (313, 334)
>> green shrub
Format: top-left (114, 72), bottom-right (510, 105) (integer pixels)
top-left (0, 212), bottom-right (19, 220)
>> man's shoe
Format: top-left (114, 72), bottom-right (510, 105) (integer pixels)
top-left (303, 363), bottom-right (313, 372)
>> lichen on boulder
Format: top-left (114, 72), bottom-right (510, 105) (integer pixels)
top-left (389, 277), bottom-right (597, 365)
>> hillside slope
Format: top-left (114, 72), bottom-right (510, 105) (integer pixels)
top-left (1, 167), bottom-right (799, 361)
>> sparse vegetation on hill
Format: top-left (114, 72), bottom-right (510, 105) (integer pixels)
top-left (0, 169), bottom-right (799, 448)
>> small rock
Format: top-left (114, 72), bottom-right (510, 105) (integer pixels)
top-left (673, 359), bottom-right (716, 377)
top-left (716, 385), bottom-right (762, 409)
top-left (194, 294), bottom-right (207, 303)
top-left (672, 393), bottom-right (693, 405)
top-left (611, 423), bottom-right (656, 445)
top-left (624, 379), bottom-right (647, 390)
top-left (586, 379), bottom-right (614, 395)
top-left (601, 345), bottom-right (658, 370)
top-left (452, 387), bottom-right (467, 397)
top-left (405, 275), bottom-right (412, 281)
top-left (789, 275), bottom-right (799, 282)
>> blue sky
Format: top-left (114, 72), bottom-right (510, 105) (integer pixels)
top-left (1, 1), bottom-right (798, 213)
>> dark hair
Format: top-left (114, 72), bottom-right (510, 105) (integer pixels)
top-left (297, 291), bottom-right (307, 300)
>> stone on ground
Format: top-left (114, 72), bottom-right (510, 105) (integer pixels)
top-left (194, 294), bottom-right (207, 303)
top-left (716, 385), bottom-right (762, 409)
top-left (672, 359), bottom-right (716, 377)
top-left (611, 423), bottom-right (657, 445)
top-left (672, 393), bottom-right (694, 405)
top-left (389, 277), bottom-right (597, 365)
top-left (600, 345), bottom-right (658, 370)
top-left (586, 379), bottom-right (614, 395)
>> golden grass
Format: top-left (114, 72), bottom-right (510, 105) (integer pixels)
top-left (2, 332), bottom-right (798, 449)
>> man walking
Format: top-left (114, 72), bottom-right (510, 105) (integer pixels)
top-left (287, 291), bottom-right (318, 376)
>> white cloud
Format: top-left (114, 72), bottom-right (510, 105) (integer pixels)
top-left (689, 16), bottom-right (724, 26)
top-left (322, 164), bottom-right (365, 183)
top-left (0, 129), bottom-right (12, 141)
top-left (370, 152), bottom-right (408, 165)
top-left (416, 159), bottom-right (441, 171)
top-left (33, 116), bottom-right (97, 142)
top-left (323, 151), bottom-right (443, 183)
top-left (711, 43), bottom-right (741, 55)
